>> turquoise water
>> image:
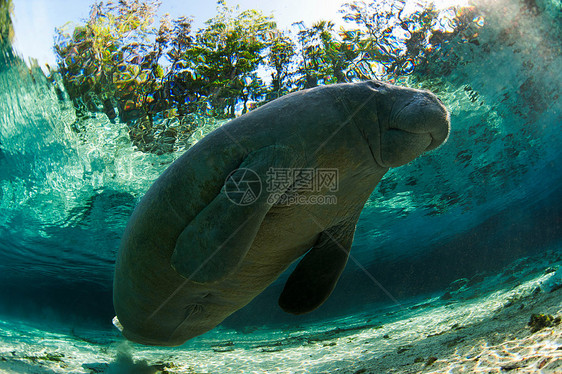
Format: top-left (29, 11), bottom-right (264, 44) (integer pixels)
top-left (0, 0), bottom-right (561, 372)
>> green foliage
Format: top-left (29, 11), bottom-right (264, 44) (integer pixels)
top-left (0, 0), bottom-right (14, 46)
top-left (54, 0), bottom-right (198, 153)
top-left (188, 0), bottom-right (276, 117)
top-left (55, 0), bottom-right (173, 121)
top-left (294, 20), bottom-right (360, 89)
top-left (341, 1), bottom-right (481, 80)
top-left (266, 30), bottom-right (296, 99)
top-left (53, 0), bottom-right (481, 154)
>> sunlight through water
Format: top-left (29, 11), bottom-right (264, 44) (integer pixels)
top-left (0, 0), bottom-right (561, 372)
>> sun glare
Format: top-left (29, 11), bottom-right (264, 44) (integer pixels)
top-left (431, 0), bottom-right (471, 10)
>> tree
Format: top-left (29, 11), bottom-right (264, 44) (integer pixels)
top-left (51, 0), bottom-right (482, 154)
top-left (54, 0), bottom-right (173, 123)
top-left (265, 30), bottom-right (296, 100)
top-left (186, 0), bottom-right (276, 117)
top-left (340, 0), bottom-right (480, 80)
top-left (53, 0), bottom-right (202, 154)
top-left (292, 20), bottom-right (359, 90)
top-left (312, 20), bottom-right (360, 84)
top-left (0, 0), bottom-right (14, 47)
top-left (293, 21), bottom-right (324, 89)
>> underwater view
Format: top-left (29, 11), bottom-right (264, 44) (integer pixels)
top-left (0, 0), bottom-right (561, 372)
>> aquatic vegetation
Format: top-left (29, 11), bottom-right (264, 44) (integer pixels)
top-left (528, 313), bottom-right (561, 333)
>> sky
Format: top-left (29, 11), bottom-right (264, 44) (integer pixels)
top-left (11, 0), bottom-right (468, 68)
top-left (11, 0), bottom-right (348, 67)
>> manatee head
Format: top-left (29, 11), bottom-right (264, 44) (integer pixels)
top-left (362, 81), bottom-right (451, 168)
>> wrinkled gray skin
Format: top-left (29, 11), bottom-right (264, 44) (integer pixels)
top-left (113, 80), bottom-right (450, 346)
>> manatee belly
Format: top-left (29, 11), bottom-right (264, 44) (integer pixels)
top-left (116, 203), bottom-right (325, 346)
top-left (161, 207), bottom-right (323, 343)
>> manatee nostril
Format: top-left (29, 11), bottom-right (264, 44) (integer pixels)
top-left (369, 80), bottom-right (383, 88)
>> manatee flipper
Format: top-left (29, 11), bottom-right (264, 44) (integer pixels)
top-left (278, 216), bottom-right (359, 315)
top-left (171, 145), bottom-right (303, 284)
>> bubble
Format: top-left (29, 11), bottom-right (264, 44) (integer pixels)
top-left (402, 59), bottom-right (415, 74)
top-left (473, 16), bottom-right (485, 27)
top-left (357, 60), bottom-right (372, 76)
top-left (135, 73), bottom-right (148, 85)
top-left (346, 70), bottom-right (357, 80)
top-left (124, 100), bottom-right (135, 111)
top-left (128, 55), bottom-right (144, 65)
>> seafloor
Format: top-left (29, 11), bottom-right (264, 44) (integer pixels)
top-left (0, 248), bottom-right (560, 374)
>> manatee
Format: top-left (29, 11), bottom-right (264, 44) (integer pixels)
top-left (113, 80), bottom-right (450, 346)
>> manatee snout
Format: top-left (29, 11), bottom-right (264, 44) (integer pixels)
top-left (394, 91), bottom-right (450, 149)
top-left (380, 90), bottom-right (450, 167)
top-left (419, 94), bottom-right (450, 151)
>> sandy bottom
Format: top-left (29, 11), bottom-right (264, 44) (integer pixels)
top-left (0, 250), bottom-right (561, 374)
